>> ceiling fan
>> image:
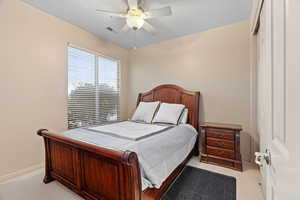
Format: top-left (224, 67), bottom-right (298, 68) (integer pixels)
top-left (96, 0), bottom-right (173, 33)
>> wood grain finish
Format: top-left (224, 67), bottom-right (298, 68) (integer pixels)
top-left (206, 129), bottom-right (235, 140)
top-left (38, 129), bottom-right (142, 200)
top-left (50, 141), bottom-right (75, 182)
top-left (201, 122), bottom-right (242, 131)
top-left (200, 122), bottom-right (243, 171)
top-left (205, 156), bottom-right (235, 168)
top-left (38, 85), bottom-right (201, 200)
top-left (82, 152), bottom-right (121, 199)
top-left (206, 146), bottom-right (235, 159)
top-left (206, 137), bottom-right (234, 150)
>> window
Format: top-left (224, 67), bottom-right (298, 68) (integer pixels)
top-left (68, 47), bottom-right (120, 129)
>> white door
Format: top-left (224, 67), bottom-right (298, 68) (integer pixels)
top-left (254, 0), bottom-right (300, 200)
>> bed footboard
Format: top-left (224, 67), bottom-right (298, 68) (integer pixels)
top-left (37, 129), bottom-right (142, 200)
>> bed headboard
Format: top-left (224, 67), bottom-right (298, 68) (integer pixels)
top-left (137, 84), bottom-right (200, 130)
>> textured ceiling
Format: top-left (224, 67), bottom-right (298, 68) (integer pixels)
top-left (21, 0), bottom-right (252, 48)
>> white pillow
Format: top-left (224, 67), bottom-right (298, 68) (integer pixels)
top-left (152, 103), bottom-right (185, 125)
top-left (179, 108), bottom-right (188, 124)
top-left (131, 101), bottom-right (160, 123)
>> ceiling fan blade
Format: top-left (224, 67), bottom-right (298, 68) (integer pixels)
top-left (96, 9), bottom-right (127, 18)
top-left (121, 24), bottom-right (131, 32)
top-left (128, 0), bottom-right (138, 10)
top-left (145, 6), bottom-right (172, 19)
top-left (142, 21), bottom-right (156, 33)
top-left (139, 0), bottom-right (150, 11)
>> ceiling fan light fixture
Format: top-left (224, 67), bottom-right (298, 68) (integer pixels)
top-left (96, 0), bottom-right (172, 34)
top-left (126, 9), bottom-right (145, 30)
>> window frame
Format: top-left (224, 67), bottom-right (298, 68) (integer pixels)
top-left (67, 43), bottom-right (121, 128)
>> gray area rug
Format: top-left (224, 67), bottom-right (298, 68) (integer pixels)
top-left (162, 166), bottom-right (236, 200)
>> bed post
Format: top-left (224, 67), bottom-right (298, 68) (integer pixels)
top-left (122, 151), bottom-right (142, 200)
top-left (194, 92), bottom-right (200, 156)
top-left (37, 129), bottom-right (54, 184)
top-left (137, 93), bottom-right (142, 107)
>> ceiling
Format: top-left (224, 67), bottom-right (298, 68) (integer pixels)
top-left (21, 0), bottom-right (252, 48)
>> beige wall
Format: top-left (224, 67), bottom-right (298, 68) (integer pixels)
top-left (0, 0), bottom-right (129, 179)
top-left (128, 21), bottom-right (257, 162)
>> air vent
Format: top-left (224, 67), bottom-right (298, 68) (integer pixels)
top-left (106, 27), bottom-right (115, 33)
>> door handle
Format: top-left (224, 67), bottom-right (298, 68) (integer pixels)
top-left (255, 149), bottom-right (271, 167)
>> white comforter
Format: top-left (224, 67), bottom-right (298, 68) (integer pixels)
top-left (63, 121), bottom-right (198, 190)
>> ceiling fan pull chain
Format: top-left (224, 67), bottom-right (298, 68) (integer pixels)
top-left (133, 30), bottom-right (137, 49)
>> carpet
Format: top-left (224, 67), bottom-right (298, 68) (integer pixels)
top-left (161, 166), bottom-right (236, 200)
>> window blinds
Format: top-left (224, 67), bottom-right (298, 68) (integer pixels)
top-left (68, 47), bottom-right (120, 129)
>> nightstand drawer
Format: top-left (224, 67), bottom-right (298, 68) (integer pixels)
top-left (206, 146), bottom-right (235, 159)
top-left (205, 157), bottom-right (235, 168)
top-left (206, 137), bottom-right (234, 150)
top-left (206, 128), bottom-right (234, 140)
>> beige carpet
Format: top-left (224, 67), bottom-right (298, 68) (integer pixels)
top-left (0, 170), bottom-right (82, 200)
top-left (0, 157), bottom-right (263, 200)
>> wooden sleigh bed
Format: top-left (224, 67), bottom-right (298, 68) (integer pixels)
top-left (37, 84), bottom-right (200, 200)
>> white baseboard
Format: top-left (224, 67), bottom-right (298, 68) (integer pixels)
top-left (0, 163), bottom-right (44, 183)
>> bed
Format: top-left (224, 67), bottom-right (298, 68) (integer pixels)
top-left (37, 84), bottom-right (200, 200)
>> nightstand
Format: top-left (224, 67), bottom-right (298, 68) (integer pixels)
top-left (200, 122), bottom-right (243, 171)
